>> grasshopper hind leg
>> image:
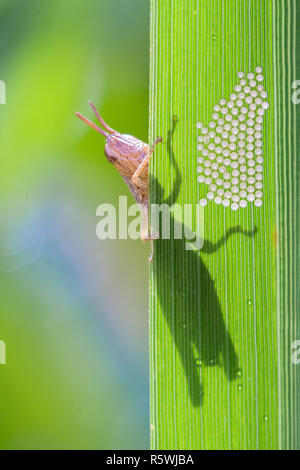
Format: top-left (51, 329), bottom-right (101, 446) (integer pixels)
top-left (140, 204), bottom-right (159, 262)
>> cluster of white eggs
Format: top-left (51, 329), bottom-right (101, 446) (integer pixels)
top-left (196, 67), bottom-right (268, 211)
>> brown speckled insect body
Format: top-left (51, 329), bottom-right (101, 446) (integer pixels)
top-left (76, 101), bottom-right (162, 260)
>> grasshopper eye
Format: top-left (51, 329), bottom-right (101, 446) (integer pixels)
top-left (104, 146), bottom-right (117, 163)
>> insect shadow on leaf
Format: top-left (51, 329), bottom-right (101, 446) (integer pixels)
top-left (150, 116), bottom-right (257, 407)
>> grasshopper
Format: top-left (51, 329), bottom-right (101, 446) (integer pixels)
top-left (76, 101), bottom-right (162, 260)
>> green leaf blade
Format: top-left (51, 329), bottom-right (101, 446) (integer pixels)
top-left (149, 0), bottom-right (299, 450)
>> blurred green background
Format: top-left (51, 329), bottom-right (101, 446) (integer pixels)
top-left (0, 0), bottom-right (150, 449)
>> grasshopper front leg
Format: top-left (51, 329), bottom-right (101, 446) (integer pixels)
top-left (132, 137), bottom-right (163, 187)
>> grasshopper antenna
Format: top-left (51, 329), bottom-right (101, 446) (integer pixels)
top-left (89, 101), bottom-right (116, 134)
top-left (75, 111), bottom-right (109, 138)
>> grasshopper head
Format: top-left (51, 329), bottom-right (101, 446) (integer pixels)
top-left (76, 101), bottom-right (147, 167)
